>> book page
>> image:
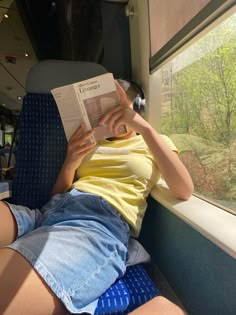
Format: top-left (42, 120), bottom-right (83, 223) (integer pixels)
top-left (51, 84), bottom-right (91, 141)
top-left (73, 73), bottom-right (126, 140)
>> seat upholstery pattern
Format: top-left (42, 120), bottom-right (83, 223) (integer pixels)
top-left (10, 94), bottom-right (67, 208)
top-left (95, 264), bottom-right (160, 314)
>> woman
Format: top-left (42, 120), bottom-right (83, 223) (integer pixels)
top-left (0, 80), bottom-right (193, 315)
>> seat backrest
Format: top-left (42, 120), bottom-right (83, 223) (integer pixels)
top-left (10, 60), bottom-right (107, 208)
top-left (25, 60), bottom-right (107, 94)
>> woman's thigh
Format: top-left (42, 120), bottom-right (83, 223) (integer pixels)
top-left (0, 248), bottom-right (69, 315)
top-left (0, 202), bottom-right (17, 247)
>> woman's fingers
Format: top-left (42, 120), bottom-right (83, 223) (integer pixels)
top-left (65, 130), bottom-right (96, 170)
top-left (115, 80), bottom-right (128, 102)
top-left (99, 105), bottom-right (122, 126)
top-left (66, 123), bottom-right (96, 167)
top-left (69, 123), bottom-right (85, 141)
top-left (69, 124), bottom-right (95, 145)
top-left (71, 141), bottom-right (95, 155)
top-left (99, 106), bottom-right (125, 134)
top-left (107, 112), bottom-right (124, 132)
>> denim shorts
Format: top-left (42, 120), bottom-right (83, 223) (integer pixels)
top-left (5, 189), bottom-right (130, 314)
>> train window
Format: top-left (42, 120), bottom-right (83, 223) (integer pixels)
top-left (155, 9), bottom-right (236, 214)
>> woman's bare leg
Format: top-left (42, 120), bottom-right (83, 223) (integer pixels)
top-left (0, 202), bottom-right (18, 247)
top-left (0, 203), bottom-right (69, 314)
top-left (0, 248), bottom-right (69, 315)
top-left (129, 296), bottom-right (186, 315)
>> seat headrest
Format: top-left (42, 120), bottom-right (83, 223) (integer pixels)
top-left (26, 60), bottom-right (108, 94)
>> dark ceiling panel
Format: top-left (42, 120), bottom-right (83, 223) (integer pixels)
top-left (15, 0), bottom-right (104, 61)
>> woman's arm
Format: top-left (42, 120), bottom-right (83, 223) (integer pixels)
top-left (100, 82), bottom-right (194, 200)
top-left (51, 124), bottom-right (95, 195)
top-left (137, 122), bottom-right (194, 200)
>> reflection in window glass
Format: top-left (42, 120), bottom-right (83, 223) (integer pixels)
top-left (5, 133), bottom-right (12, 145)
top-left (160, 13), bottom-right (236, 212)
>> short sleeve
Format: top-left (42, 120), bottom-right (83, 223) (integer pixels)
top-left (160, 135), bottom-right (178, 153)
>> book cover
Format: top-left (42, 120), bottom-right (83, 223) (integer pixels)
top-left (51, 73), bottom-right (126, 141)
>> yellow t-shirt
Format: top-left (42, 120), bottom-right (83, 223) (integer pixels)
top-left (70, 134), bottom-right (177, 237)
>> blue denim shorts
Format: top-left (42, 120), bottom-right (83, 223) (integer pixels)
top-left (5, 189), bottom-right (130, 314)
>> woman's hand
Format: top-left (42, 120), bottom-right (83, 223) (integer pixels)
top-left (51, 124), bottom-right (95, 195)
top-left (99, 81), bottom-right (149, 136)
top-left (64, 124), bottom-right (96, 172)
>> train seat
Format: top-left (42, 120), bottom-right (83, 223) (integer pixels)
top-left (8, 60), bottom-right (160, 314)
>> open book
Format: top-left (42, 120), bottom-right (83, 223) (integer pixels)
top-left (51, 73), bottom-right (126, 142)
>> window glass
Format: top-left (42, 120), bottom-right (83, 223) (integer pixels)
top-left (160, 12), bottom-right (236, 212)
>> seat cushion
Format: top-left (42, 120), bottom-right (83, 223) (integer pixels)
top-left (95, 264), bottom-right (160, 315)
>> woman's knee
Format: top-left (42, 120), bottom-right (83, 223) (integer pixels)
top-left (0, 202), bottom-right (18, 248)
top-left (129, 296), bottom-right (186, 315)
top-left (149, 296), bottom-right (186, 314)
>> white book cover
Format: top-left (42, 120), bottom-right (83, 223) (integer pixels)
top-left (51, 73), bottom-right (126, 142)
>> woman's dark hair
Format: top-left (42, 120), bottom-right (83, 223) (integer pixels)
top-left (117, 79), bottom-right (146, 116)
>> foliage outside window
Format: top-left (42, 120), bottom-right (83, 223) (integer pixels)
top-left (5, 133), bottom-right (12, 145)
top-left (160, 13), bottom-right (236, 212)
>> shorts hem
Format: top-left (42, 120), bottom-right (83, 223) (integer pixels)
top-left (3, 201), bottom-right (25, 237)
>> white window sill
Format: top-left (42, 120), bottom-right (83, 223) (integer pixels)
top-left (150, 182), bottom-right (236, 260)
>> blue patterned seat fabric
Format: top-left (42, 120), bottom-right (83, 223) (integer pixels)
top-left (11, 94), bottom-right (67, 209)
top-left (10, 93), bottom-right (160, 314)
top-left (96, 264), bottom-right (160, 314)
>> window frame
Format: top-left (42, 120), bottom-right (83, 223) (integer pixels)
top-left (149, 0), bottom-right (235, 73)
